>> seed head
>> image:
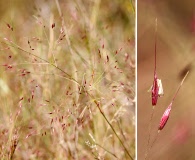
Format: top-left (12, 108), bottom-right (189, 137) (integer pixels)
top-left (151, 18), bottom-right (162, 106)
top-left (158, 70), bottom-right (189, 131)
top-left (158, 103), bottom-right (172, 130)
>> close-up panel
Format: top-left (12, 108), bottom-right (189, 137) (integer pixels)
top-left (138, 0), bottom-right (195, 160)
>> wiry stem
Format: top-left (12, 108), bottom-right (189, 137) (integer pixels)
top-left (154, 18), bottom-right (158, 75)
top-left (146, 130), bottom-right (160, 159)
top-left (171, 71), bottom-right (189, 103)
top-left (95, 143), bottom-right (119, 159)
top-left (144, 106), bottom-right (155, 160)
top-left (94, 100), bottom-right (134, 160)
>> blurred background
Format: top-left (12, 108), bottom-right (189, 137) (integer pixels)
top-left (138, 0), bottom-right (195, 160)
top-left (0, 0), bottom-right (135, 159)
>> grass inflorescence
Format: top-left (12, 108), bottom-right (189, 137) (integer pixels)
top-left (0, 0), bottom-right (135, 159)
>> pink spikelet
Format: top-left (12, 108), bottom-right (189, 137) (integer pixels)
top-left (158, 71), bottom-right (189, 131)
top-left (158, 103), bottom-right (172, 130)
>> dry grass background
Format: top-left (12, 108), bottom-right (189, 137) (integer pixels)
top-left (0, 0), bottom-right (135, 159)
top-left (138, 0), bottom-right (195, 160)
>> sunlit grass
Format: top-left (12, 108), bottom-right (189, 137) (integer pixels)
top-left (0, 0), bottom-right (135, 159)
